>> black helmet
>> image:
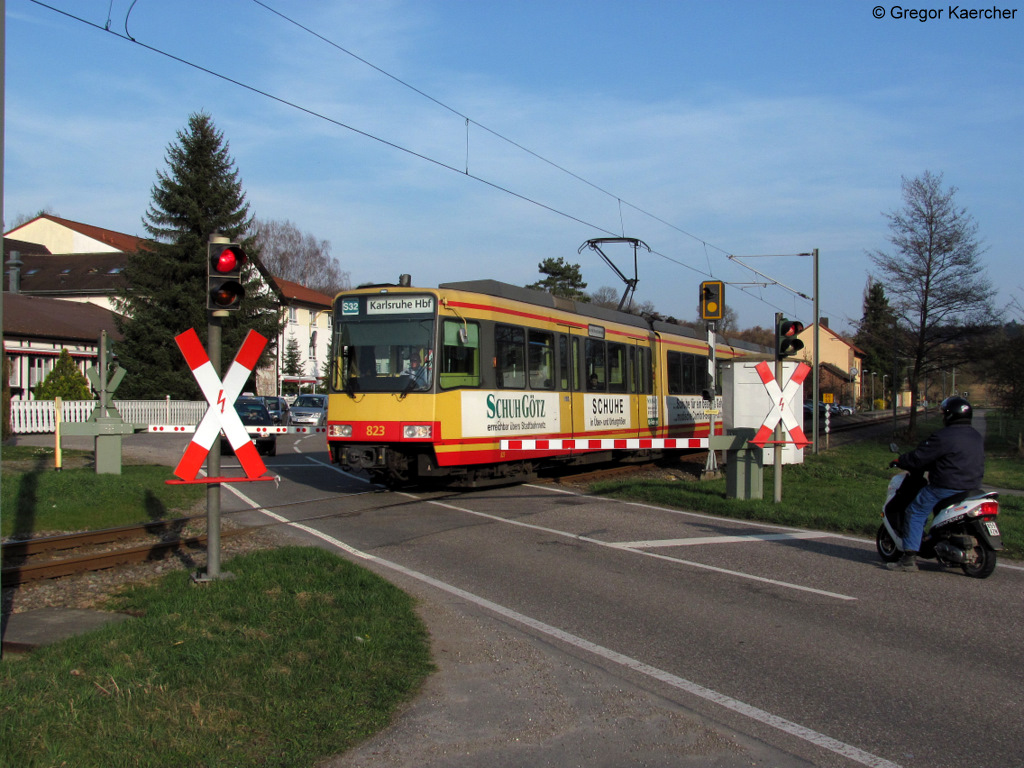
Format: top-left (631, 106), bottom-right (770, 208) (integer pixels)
top-left (940, 396), bottom-right (972, 425)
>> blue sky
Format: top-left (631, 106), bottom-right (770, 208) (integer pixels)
top-left (6, 1), bottom-right (1022, 332)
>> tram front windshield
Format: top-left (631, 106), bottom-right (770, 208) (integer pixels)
top-left (332, 295), bottom-right (436, 394)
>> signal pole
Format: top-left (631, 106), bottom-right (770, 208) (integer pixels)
top-left (699, 281), bottom-right (725, 477)
top-left (199, 233), bottom-right (229, 582)
top-left (774, 313), bottom-right (784, 503)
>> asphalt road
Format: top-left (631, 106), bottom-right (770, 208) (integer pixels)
top-left (200, 432), bottom-right (1023, 768)
top-left (24, 429), bottom-right (1023, 767)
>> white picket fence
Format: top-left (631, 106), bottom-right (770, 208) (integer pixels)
top-left (9, 399), bottom-right (208, 434)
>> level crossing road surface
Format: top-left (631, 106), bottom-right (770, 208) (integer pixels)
top-left (31, 430), bottom-right (1024, 767)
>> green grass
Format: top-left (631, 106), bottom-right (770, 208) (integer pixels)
top-left (0, 546), bottom-right (433, 768)
top-left (591, 423), bottom-right (1024, 560)
top-left (1, 423), bottom-right (1017, 766)
top-left (2, 446), bottom-right (205, 537)
top-left (984, 411), bottom-right (1024, 490)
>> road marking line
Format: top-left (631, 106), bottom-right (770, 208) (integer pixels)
top-left (221, 482), bottom-right (899, 768)
top-left (425, 497), bottom-right (856, 602)
top-left (529, 482), bottom-right (869, 541)
top-left (613, 531), bottom-right (832, 549)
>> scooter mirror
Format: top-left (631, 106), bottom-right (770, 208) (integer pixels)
top-left (889, 442), bottom-right (900, 454)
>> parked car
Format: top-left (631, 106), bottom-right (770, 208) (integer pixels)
top-left (223, 396), bottom-right (277, 457)
top-left (836, 404), bottom-right (854, 416)
top-left (804, 401), bottom-right (827, 416)
top-left (262, 395), bottom-right (290, 425)
top-left (289, 394), bottom-right (327, 427)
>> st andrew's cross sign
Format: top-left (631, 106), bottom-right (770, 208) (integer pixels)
top-left (173, 328), bottom-right (269, 482)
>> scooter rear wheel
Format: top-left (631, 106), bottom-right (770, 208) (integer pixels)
top-left (876, 524), bottom-right (901, 563)
top-left (961, 542), bottom-right (997, 579)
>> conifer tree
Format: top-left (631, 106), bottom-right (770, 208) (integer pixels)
top-left (33, 349), bottom-right (93, 400)
top-left (113, 112), bottom-right (281, 399)
top-left (526, 257), bottom-right (590, 302)
top-left (853, 279), bottom-right (897, 404)
top-left (282, 336), bottom-right (304, 395)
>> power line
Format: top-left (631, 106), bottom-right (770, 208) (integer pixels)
top-left (250, 1), bottom-right (732, 259)
top-left (26, 0), bottom-right (832, 321)
top-left (30, 0), bottom-right (623, 237)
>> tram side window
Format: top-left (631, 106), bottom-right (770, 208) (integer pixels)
top-left (528, 330), bottom-right (555, 390)
top-left (440, 320), bottom-right (480, 389)
top-left (607, 342), bottom-right (627, 393)
top-left (667, 351), bottom-right (705, 395)
top-left (667, 351), bottom-right (683, 395)
top-left (572, 337), bottom-right (581, 391)
top-left (628, 346), bottom-right (652, 394)
top-left (495, 324), bottom-right (526, 388)
top-left (682, 353), bottom-right (697, 394)
top-left (627, 346), bottom-right (636, 393)
top-left (585, 338), bottom-right (606, 390)
top-left (558, 335), bottom-right (569, 390)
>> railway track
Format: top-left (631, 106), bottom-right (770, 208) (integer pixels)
top-left (0, 518), bottom-right (246, 587)
top-left (3, 414), bottom-right (906, 586)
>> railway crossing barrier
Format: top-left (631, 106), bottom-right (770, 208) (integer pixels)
top-left (501, 430), bottom-right (765, 500)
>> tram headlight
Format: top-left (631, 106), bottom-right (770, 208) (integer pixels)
top-left (329, 424), bottom-right (353, 438)
top-left (403, 425), bottom-right (433, 439)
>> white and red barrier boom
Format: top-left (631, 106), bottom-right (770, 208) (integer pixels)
top-left (501, 437), bottom-right (709, 451)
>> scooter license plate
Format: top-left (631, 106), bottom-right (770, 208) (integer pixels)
top-left (985, 521), bottom-right (1000, 536)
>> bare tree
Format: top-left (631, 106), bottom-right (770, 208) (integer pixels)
top-left (6, 207), bottom-right (57, 231)
top-left (696, 303), bottom-right (737, 335)
top-left (250, 218), bottom-right (350, 296)
top-left (870, 171), bottom-right (996, 436)
top-left (589, 285), bottom-right (620, 308)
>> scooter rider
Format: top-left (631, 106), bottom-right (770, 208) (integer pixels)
top-left (887, 396), bottom-right (985, 571)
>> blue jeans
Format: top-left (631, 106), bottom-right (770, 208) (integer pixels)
top-left (903, 485), bottom-right (962, 552)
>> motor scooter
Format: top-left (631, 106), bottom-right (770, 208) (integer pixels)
top-left (876, 444), bottom-right (1002, 578)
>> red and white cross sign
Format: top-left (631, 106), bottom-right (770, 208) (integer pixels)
top-left (749, 360), bottom-right (811, 449)
top-left (173, 328), bottom-right (268, 481)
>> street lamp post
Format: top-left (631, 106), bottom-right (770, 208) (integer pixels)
top-left (882, 374), bottom-right (889, 406)
top-left (870, 372), bottom-right (876, 410)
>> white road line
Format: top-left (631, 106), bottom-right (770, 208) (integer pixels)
top-left (530, 483), bottom-right (869, 543)
top-left (613, 531), bottom-right (832, 549)
top-left (529, 483), bottom-right (1024, 573)
top-left (220, 482), bottom-right (901, 768)
top-left (424, 497), bottom-right (857, 601)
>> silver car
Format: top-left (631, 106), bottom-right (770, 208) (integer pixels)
top-left (289, 394), bottom-right (327, 426)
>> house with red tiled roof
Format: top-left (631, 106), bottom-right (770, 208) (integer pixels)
top-left (5, 214), bottom-right (146, 255)
top-left (2, 292), bottom-right (123, 399)
top-left (260, 276), bottom-right (334, 395)
top-left (3, 216), bottom-right (139, 313)
top-left (3, 217), bottom-right (335, 399)
top-left (795, 320), bottom-right (866, 409)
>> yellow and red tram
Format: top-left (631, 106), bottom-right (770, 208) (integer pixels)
top-left (326, 279), bottom-right (761, 487)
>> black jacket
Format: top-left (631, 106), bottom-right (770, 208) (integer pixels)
top-left (896, 421), bottom-right (985, 490)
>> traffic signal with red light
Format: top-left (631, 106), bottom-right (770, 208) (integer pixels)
top-left (775, 316), bottom-right (805, 359)
top-left (207, 242), bottom-right (247, 311)
top-left (700, 280), bottom-right (724, 321)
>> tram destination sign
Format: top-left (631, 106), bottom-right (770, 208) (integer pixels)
top-left (340, 295), bottom-right (435, 316)
top-left (367, 296), bottom-right (434, 315)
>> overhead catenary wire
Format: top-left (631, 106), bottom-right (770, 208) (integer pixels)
top-left (27, 0), bottom-right (835, 322)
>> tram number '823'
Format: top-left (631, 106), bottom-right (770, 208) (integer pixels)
top-left (366, 425), bottom-right (386, 437)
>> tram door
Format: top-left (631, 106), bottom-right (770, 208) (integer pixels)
top-left (557, 331), bottom-right (579, 440)
top-left (634, 341), bottom-right (657, 436)
top-left (629, 342), bottom-right (642, 437)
